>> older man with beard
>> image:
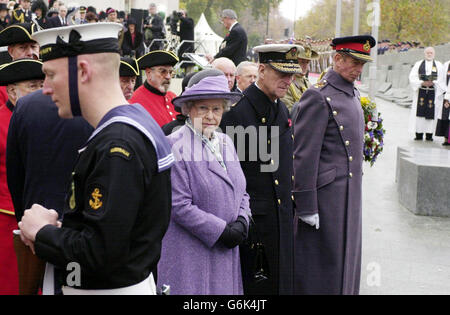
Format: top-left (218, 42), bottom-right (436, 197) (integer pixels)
top-left (129, 50), bottom-right (179, 127)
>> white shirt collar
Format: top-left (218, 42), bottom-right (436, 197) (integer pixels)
top-left (229, 21), bottom-right (238, 31)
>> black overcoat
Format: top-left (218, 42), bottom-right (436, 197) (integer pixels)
top-left (220, 83), bottom-right (294, 295)
top-left (214, 23), bottom-right (248, 66)
top-left (6, 90), bottom-right (93, 222)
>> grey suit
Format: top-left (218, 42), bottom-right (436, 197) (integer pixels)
top-left (292, 69), bottom-right (364, 295)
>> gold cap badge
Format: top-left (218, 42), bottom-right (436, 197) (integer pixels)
top-left (286, 47), bottom-right (298, 60)
top-left (363, 40), bottom-right (371, 52)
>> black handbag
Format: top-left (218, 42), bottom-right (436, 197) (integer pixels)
top-left (240, 217), bottom-right (269, 286)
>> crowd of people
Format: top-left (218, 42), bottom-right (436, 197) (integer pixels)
top-left (2, 1), bottom-right (446, 298)
top-left (377, 39), bottom-right (422, 55)
top-left (0, 0), bottom-right (196, 64)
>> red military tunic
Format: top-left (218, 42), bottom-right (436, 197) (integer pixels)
top-left (129, 82), bottom-right (179, 127)
top-left (0, 87), bottom-right (8, 106)
top-left (0, 101), bottom-right (19, 295)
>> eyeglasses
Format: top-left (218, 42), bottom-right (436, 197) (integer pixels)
top-left (153, 67), bottom-right (175, 78)
top-left (193, 104), bottom-right (224, 116)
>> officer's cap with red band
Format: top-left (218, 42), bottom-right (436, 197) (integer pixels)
top-left (331, 35), bottom-right (376, 62)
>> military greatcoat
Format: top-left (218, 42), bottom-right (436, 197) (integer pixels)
top-left (293, 69), bottom-right (364, 295)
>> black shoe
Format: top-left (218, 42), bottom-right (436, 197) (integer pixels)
top-left (414, 133), bottom-right (424, 141)
top-left (443, 142), bottom-right (450, 146)
top-left (426, 133), bottom-right (434, 141)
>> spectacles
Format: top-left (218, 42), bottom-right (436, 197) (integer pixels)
top-left (153, 67), bottom-right (175, 78)
top-left (193, 104), bottom-right (224, 116)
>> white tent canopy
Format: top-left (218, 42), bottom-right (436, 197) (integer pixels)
top-left (194, 13), bottom-right (223, 56)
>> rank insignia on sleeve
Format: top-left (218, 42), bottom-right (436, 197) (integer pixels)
top-left (89, 188), bottom-right (103, 211)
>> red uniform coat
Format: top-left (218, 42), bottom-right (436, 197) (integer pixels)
top-left (0, 101), bottom-right (19, 295)
top-left (129, 82), bottom-right (178, 127)
top-left (0, 87), bottom-right (8, 106)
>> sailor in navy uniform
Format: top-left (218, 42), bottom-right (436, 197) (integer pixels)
top-left (220, 44), bottom-right (302, 295)
top-left (18, 23), bottom-right (174, 295)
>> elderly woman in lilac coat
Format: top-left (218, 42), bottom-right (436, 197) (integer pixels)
top-left (157, 70), bottom-right (251, 295)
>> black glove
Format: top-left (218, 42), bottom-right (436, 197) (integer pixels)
top-left (218, 216), bottom-right (248, 249)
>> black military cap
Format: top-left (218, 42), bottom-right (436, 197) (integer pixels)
top-left (120, 57), bottom-right (139, 77)
top-left (0, 59), bottom-right (44, 85)
top-left (137, 50), bottom-right (179, 70)
top-left (32, 23), bottom-right (123, 62)
top-left (0, 3), bottom-right (7, 11)
top-left (80, 6), bottom-right (86, 14)
top-left (253, 44), bottom-right (303, 74)
top-left (331, 35), bottom-right (376, 62)
top-left (0, 23), bottom-right (37, 47)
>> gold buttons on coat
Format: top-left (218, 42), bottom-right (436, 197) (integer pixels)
top-left (326, 97), bottom-right (331, 102)
top-left (340, 126), bottom-right (344, 131)
top-left (345, 141), bottom-right (350, 146)
top-left (262, 118), bottom-right (267, 124)
top-left (333, 111), bottom-right (338, 116)
top-left (275, 180), bottom-right (279, 186)
top-left (349, 173), bottom-right (353, 178)
top-left (349, 156), bottom-right (353, 162)
top-left (278, 199), bottom-right (281, 205)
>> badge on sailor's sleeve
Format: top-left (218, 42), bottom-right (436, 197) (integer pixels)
top-left (85, 184), bottom-right (107, 216)
top-left (109, 144), bottom-right (132, 160)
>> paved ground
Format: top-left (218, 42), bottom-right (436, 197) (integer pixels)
top-left (357, 93), bottom-right (450, 295)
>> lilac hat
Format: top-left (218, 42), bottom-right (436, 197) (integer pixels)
top-left (172, 70), bottom-right (243, 109)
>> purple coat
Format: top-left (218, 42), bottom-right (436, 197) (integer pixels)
top-left (293, 69), bottom-right (364, 295)
top-left (158, 126), bottom-right (251, 295)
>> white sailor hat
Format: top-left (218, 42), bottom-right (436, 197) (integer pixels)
top-left (32, 23), bottom-right (123, 61)
top-left (254, 44), bottom-right (303, 74)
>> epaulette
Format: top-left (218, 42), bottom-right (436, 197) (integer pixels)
top-left (313, 79), bottom-right (328, 89)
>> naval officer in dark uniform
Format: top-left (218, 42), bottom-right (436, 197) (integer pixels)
top-left (220, 44), bottom-right (302, 295)
top-left (18, 23), bottom-right (174, 294)
top-left (293, 35), bottom-right (375, 295)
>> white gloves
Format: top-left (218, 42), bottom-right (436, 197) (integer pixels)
top-left (299, 214), bottom-right (320, 230)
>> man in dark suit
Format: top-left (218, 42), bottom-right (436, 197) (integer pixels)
top-left (46, 5), bottom-right (67, 28)
top-left (207, 9), bottom-right (248, 67)
top-left (143, 3), bottom-right (165, 51)
top-left (176, 10), bottom-right (195, 71)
